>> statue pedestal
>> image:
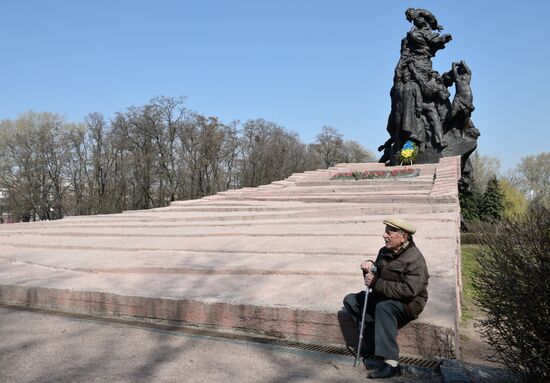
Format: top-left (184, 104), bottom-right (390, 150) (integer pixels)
top-left (389, 146), bottom-right (441, 166)
top-left (416, 147), bottom-right (442, 164)
top-left (441, 134), bottom-right (478, 159)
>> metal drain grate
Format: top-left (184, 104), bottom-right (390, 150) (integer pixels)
top-left (251, 337), bottom-right (351, 356)
top-left (398, 356), bottom-right (440, 369)
top-left (1, 303), bottom-right (440, 370)
top-left (248, 337), bottom-right (440, 370)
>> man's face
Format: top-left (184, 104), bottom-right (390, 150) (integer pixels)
top-left (383, 225), bottom-right (407, 251)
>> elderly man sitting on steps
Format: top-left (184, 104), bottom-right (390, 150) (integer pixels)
top-left (343, 218), bottom-right (429, 379)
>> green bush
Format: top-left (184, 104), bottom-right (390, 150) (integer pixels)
top-left (464, 220), bottom-right (497, 233)
top-left (473, 207), bottom-right (550, 382)
top-left (460, 232), bottom-right (483, 245)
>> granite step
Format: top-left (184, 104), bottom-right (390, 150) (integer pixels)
top-left (0, 158), bottom-right (462, 359)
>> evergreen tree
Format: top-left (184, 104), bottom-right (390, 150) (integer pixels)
top-left (480, 176), bottom-right (505, 222)
top-left (459, 179), bottom-right (482, 223)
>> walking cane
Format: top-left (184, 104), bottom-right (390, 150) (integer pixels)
top-left (354, 265), bottom-right (377, 367)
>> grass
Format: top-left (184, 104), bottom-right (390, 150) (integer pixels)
top-left (459, 243), bottom-right (495, 366)
top-left (461, 244), bottom-right (481, 323)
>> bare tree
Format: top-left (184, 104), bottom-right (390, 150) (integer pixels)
top-left (148, 96), bottom-right (188, 205)
top-left (0, 97), bottom-right (379, 221)
top-left (342, 140), bottom-right (375, 163)
top-left (237, 119), bottom-right (308, 187)
top-left (220, 121), bottom-right (240, 190)
top-left (64, 123), bottom-right (90, 215)
top-left (0, 112), bottom-right (68, 220)
top-left (510, 152), bottom-right (550, 207)
top-left (313, 126), bottom-right (345, 168)
top-left (85, 112), bottom-right (117, 214)
top-left (470, 151), bottom-right (501, 192)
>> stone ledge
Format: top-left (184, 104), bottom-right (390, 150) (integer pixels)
top-left (0, 284), bottom-right (456, 359)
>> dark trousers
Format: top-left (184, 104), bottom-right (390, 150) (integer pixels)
top-left (343, 291), bottom-right (410, 361)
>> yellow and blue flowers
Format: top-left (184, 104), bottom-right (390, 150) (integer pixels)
top-left (399, 140), bottom-right (418, 165)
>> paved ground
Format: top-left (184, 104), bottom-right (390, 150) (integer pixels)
top-left (0, 306), bottom-right (440, 383)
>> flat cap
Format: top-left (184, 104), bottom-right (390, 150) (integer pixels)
top-left (383, 217), bottom-right (416, 235)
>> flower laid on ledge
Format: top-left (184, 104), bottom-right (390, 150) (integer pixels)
top-left (399, 140), bottom-right (418, 165)
top-left (330, 168), bottom-right (420, 180)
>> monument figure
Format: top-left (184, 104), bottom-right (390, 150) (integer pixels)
top-left (409, 65), bottom-right (448, 148)
top-left (378, 8), bottom-right (479, 190)
top-left (449, 60), bottom-right (474, 137)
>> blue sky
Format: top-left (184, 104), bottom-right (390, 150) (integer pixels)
top-left (1, 1), bottom-right (549, 171)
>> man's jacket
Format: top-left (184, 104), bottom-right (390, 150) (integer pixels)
top-left (370, 240), bottom-right (429, 320)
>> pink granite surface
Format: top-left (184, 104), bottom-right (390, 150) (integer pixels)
top-left (0, 157), bottom-right (462, 358)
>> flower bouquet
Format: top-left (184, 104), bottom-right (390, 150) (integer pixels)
top-left (399, 140), bottom-right (418, 165)
top-left (330, 168), bottom-right (419, 180)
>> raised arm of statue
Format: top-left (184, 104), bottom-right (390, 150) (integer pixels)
top-left (453, 61), bottom-right (472, 83)
top-left (428, 32), bottom-right (452, 56)
top-left (460, 60), bottom-right (471, 76)
top-left (430, 33), bottom-right (452, 45)
top-left (450, 60), bottom-right (474, 137)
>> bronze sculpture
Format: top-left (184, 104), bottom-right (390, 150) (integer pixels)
top-left (378, 8), bottom-right (479, 190)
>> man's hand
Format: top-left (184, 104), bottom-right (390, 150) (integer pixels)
top-left (361, 260), bottom-right (375, 274)
top-left (364, 272), bottom-right (375, 287)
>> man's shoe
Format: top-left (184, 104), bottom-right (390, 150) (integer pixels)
top-left (363, 357), bottom-right (384, 370)
top-left (367, 363), bottom-right (400, 379)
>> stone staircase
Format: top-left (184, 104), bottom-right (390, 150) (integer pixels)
top-left (0, 157), bottom-right (462, 359)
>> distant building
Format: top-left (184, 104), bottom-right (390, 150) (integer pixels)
top-left (0, 188), bottom-right (10, 223)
